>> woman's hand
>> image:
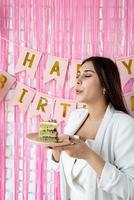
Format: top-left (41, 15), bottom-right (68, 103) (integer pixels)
top-left (53, 135), bottom-right (105, 176)
top-left (47, 134), bottom-right (71, 162)
top-left (53, 136), bottom-right (91, 160)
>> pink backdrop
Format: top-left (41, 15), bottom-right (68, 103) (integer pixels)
top-left (0, 0), bottom-right (134, 199)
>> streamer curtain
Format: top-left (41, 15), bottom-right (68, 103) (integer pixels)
top-left (0, 0), bottom-right (134, 200)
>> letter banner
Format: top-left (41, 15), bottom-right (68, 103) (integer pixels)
top-left (122, 78), bottom-right (134, 94)
top-left (29, 92), bottom-right (55, 121)
top-left (124, 93), bottom-right (134, 117)
top-left (43, 55), bottom-right (68, 86)
top-left (0, 70), bottom-right (16, 102)
top-left (15, 47), bottom-right (42, 79)
top-left (116, 55), bottom-right (134, 88)
top-left (53, 98), bottom-right (76, 122)
top-left (69, 60), bottom-right (81, 88)
top-left (9, 82), bottom-right (36, 113)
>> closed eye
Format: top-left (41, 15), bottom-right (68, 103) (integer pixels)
top-left (83, 72), bottom-right (92, 77)
top-left (84, 74), bottom-right (92, 77)
top-left (76, 74), bottom-right (92, 79)
top-left (76, 70), bottom-right (95, 79)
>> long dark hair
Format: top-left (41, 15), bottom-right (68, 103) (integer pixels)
top-left (81, 56), bottom-right (129, 114)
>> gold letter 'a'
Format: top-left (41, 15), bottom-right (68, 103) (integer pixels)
top-left (50, 61), bottom-right (60, 76)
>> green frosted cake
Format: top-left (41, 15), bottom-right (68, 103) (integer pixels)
top-left (39, 121), bottom-right (59, 143)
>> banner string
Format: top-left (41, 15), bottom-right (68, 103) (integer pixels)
top-left (0, 36), bottom-right (24, 47)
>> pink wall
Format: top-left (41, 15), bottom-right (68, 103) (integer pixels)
top-left (0, 0), bottom-right (134, 199)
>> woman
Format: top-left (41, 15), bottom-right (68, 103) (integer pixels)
top-left (49, 56), bottom-right (134, 200)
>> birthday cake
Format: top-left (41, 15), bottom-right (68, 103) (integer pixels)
top-left (39, 121), bottom-right (59, 143)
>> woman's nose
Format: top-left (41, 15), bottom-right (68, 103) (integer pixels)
top-left (76, 78), bottom-right (82, 85)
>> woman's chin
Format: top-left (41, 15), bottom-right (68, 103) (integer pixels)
top-left (76, 96), bottom-right (85, 103)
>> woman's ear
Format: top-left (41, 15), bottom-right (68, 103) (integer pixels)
top-left (102, 88), bottom-right (106, 95)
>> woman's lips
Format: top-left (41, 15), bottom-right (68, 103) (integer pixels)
top-left (75, 89), bottom-right (83, 94)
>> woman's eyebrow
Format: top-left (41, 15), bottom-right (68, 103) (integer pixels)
top-left (84, 69), bottom-right (95, 73)
top-left (77, 69), bottom-right (95, 74)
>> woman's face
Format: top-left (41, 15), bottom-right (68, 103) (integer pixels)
top-left (75, 61), bottom-right (104, 104)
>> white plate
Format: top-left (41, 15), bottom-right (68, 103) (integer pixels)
top-left (25, 132), bottom-right (70, 148)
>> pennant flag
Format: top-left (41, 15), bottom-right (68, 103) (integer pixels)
top-left (10, 82), bottom-right (36, 113)
top-left (53, 98), bottom-right (76, 123)
top-left (124, 93), bottom-right (134, 117)
top-left (69, 60), bottom-right (82, 88)
top-left (123, 78), bottom-right (134, 94)
top-left (15, 47), bottom-right (42, 79)
top-left (0, 71), bottom-right (16, 102)
top-left (29, 92), bottom-right (55, 120)
top-left (43, 55), bottom-right (68, 86)
top-left (116, 55), bottom-right (134, 88)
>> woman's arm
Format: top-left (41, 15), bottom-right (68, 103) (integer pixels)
top-left (97, 119), bottom-right (134, 199)
top-left (84, 148), bottom-right (105, 177)
top-left (53, 136), bottom-right (105, 176)
top-left (51, 149), bottom-right (61, 162)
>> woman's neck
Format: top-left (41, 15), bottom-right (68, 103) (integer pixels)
top-left (86, 101), bottom-right (108, 121)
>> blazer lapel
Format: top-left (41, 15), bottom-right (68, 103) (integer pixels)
top-left (62, 152), bottom-right (87, 193)
top-left (62, 108), bottom-right (89, 185)
top-left (64, 108), bottom-right (89, 136)
top-left (62, 104), bottom-right (114, 183)
top-left (93, 103), bottom-right (114, 154)
top-left (69, 104), bottom-right (114, 179)
top-left (71, 159), bottom-right (88, 178)
top-left (61, 151), bottom-right (76, 184)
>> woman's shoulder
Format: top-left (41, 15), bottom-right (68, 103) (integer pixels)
top-left (113, 109), bottom-right (134, 122)
top-left (111, 110), bottom-right (134, 150)
top-left (112, 109), bottom-right (134, 129)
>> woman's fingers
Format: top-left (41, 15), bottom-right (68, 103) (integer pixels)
top-left (48, 135), bottom-right (82, 150)
top-left (69, 135), bottom-right (81, 144)
top-left (53, 142), bottom-right (76, 151)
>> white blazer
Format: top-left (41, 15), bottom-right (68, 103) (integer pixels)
top-left (50, 104), bottom-right (134, 200)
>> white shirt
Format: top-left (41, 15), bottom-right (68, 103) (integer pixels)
top-left (50, 104), bottom-right (134, 200)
